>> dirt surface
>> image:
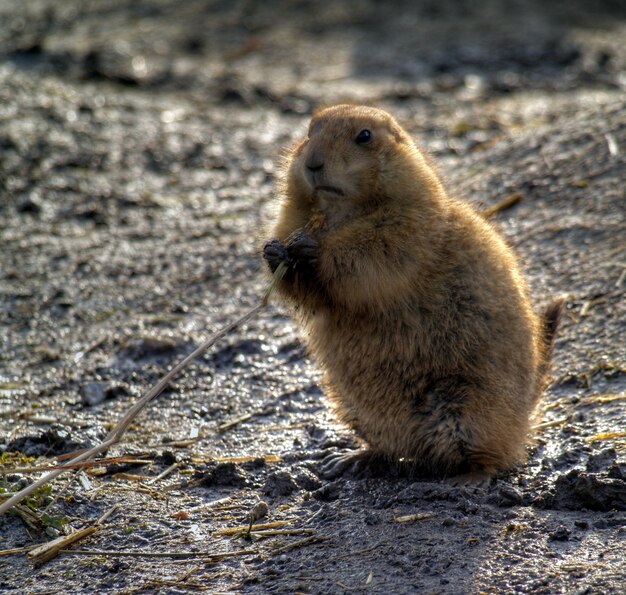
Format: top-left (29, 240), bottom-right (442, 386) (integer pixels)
top-left (1, 1), bottom-right (625, 593)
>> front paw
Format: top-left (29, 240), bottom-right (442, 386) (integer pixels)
top-left (285, 230), bottom-right (318, 267)
top-left (263, 238), bottom-right (290, 273)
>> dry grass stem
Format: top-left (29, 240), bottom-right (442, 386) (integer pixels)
top-left (585, 431), bottom-right (626, 443)
top-left (0, 545), bottom-right (39, 556)
top-left (191, 497), bottom-right (233, 510)
top-left (217, 413), bottom-right (254, 433)
top-left (111, 473), bottom-right (151, 481)
top-left (212, 519), bottom-right (296, 536)
top-left (11, 504), bottom-right (44, 533)
top-left (271, 535), bottom-right (328, 554)
top-left (248, 528), bottom-right (315, 537)
top-left (96, 503), bottom-right (120, 525)
top-left (533, 417), bottom-right (568, 431)
top-left (585, 393), bottom-right (625, 404)
top-left (481, 192), bottom-right (523, 218)
top-left (148, 462), bottom-right (179, 484)
top-left (3, 456), bottom-right (152, 474)
top-left (394, 512), bottom-right (436, 523)
top-left (58, 548), bottom-right (256, 560)
top-left (27, 526), bottom-right (98, 566)
top-left (156, 438), bottom-right (199, 448)
top-left (543, 397), bottom-right (571, 411)
top-left (215, 454), bottom-right (280, 464)
top-left (580, 298), bottom-right (606, 317)
top-left (261, 421), bottom-right (310, 431)
top-left (190, 454), bottom-right (280, 464)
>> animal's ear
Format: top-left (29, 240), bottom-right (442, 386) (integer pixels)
top-left (311, 104), bottom-right (328, 117)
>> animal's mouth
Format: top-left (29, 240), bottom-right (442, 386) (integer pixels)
top-left (315, 185), bottom-right (344, 196)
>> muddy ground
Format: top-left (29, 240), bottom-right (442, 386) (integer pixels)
top-left (1, 1), bottom-right (625, 593)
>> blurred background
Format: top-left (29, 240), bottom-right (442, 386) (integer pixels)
top-left (2, 0), bottom-right (625, 110)
top-left (1, 3), bottom-right (625, 593)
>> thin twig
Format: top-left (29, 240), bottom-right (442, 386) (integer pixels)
top-left (12, 504), bottom-right (44, 533)
top-left (189, 454), bottom-right (279, 464)
top-left (394, 512), bottom-right (435, 523)
top-left (585, 431), bottom-right (626, 443)
top-left (249, 528), bottom-right (315, 537)
top-left (217, 413), bottom-right (254, 433)
top-left (100, 303), bottom-right (267, 446)
top-left (585, 393), bottom-right (626, 404)
top-left (191, 497), bottom-right (233, 511)
top-left (147, 462), bottom-right (179, 485)
top-left (335, 542), bottom-right (382, 560)
top-left (533, 417), bottom-right (568, 431)
top-left (111, 473), bottom-right (152, 481)
top-left (212, 519), bottom-right (296, 536)
top-left (96, 503), bottom-right (120, 525)
top-left (0, 263), bottom-right (287, 517)
top-left (302, 507), bottom-right (324, 526)
top-left (4, 456), bottom-right (152, 474)
top-left (162, 477), bottom-right (205, 493)
top-left (151, 438), bottom-right (199, 448)
top-left (271, 535), bottom-right (327, 555)
top-left (42, 471), bottom-right (77, 514)
top-left (0, 545), bottom-right (39, 556)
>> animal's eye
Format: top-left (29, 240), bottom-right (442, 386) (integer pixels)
top-left (355, 129), bottom-right (372, 145)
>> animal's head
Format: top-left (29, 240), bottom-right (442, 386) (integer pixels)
top-left (284, 105), bottom-right (435, 227)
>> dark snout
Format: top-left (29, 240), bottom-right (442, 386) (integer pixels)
top-left (305, 148), bottom-right (324, 185)
top-left (305, 144), bottom-right (324, 169)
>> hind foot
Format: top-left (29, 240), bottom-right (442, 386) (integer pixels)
top-left (447, 470), bottom-right (493, 489)
top-left (320, 449), bottom-right (375, 479)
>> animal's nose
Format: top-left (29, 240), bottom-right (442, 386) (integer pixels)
top-left (306, 149), bottom-right (324, 172)
top-left (306, 160), bottom-right (324, 172)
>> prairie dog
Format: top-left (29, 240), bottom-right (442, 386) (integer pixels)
top-left (263, 105), bottom-right (563, 481)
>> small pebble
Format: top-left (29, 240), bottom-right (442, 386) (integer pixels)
top-left (549, 525), bottom-right (571, 541)
top-left (249, 500), bottom-right (269, 523)
top-left (496, 485), bottom-right (523, 507)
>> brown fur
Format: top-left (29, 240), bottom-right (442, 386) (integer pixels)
top-left (264, 105), bottom-right (563, 478)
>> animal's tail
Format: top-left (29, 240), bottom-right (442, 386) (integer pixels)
top-left (538, 297), bottom-right (566, 390)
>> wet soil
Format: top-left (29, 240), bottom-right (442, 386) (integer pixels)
top-left (1, 1), bottom-right (625, 593)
